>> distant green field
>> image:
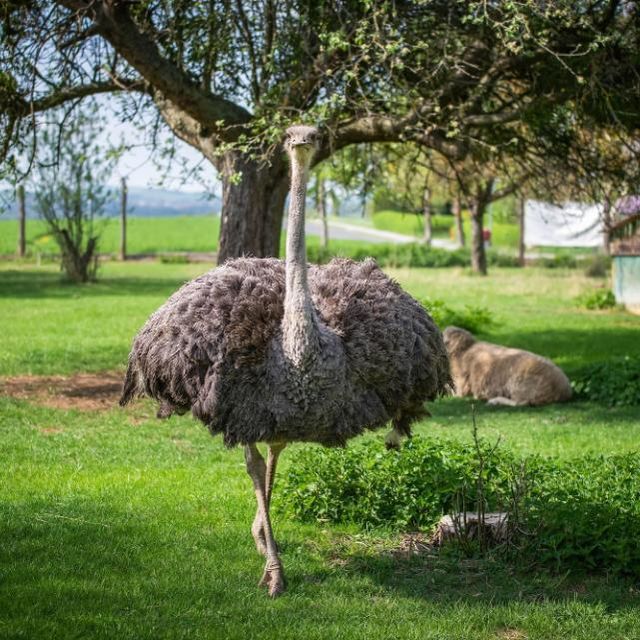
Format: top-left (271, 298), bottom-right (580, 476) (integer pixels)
top-left (0, 215), bottom-right (221, 256)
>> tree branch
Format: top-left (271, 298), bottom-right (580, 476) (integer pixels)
top-left (29, 79), bottom-right (146, 113)
top-left (55, 0), bottom-right (252, 139)
top-left (327, 112), bottom-right (467, 162)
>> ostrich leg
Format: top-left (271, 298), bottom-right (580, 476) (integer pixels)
top-left (245, 443), bottom-right (285, 597)
top-left (251, 442), bottom-right (286, 556)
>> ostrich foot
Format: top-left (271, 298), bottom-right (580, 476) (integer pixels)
top-left (258, 559), bottom-right (286, 597)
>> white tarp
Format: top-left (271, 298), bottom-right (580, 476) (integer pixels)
top-left (525, 200), bottom-right (604, 248)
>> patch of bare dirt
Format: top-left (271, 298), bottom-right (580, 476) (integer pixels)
top-left (38, 426), bottom-right (65, 435)
top-left (495, 629), bottom-right (527, 640)
top-left (0, 372), bottom-right (124, 411)
top-left (392, 533), bottom-right (434, 557)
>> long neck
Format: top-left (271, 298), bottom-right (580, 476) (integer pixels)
top-left (282, 153), bottom-right (318, 366)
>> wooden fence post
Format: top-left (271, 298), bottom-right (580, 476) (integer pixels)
top-left (17, 184), bottom-right (26, 258)
top-left (120, 177), bottom-right (127, 261)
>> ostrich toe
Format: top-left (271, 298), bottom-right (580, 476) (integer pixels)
top-left (259, 559), bottom-right (285, 597)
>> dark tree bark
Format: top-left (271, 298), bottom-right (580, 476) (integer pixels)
top-left (518, 197), bottom-right (526, 267)
top-left (470, 205), bottom-right (487, 275)
top-left (217, 151), bottom-right (288, 263)
top-left (469, 179), bottom-right (494, 275)
top-left (452, 195), bottom-right (465, 248)
top-left (422, 185), bottom-right (432, 247)
top-left (602, 196), bottom-right (612, 256)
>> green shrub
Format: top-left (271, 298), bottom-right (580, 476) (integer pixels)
top-left (421, 298), bottom-right (496, 333)
top-left (487, 251), bottom-right (521, 267)
top-left (524, 454), bottom-right (640, 575)
top-left (159, 254), bottom-right (191, 264)
top-left (537, 253), bottom-right (578, 269)
top-left (277, 436), bottom-right (640, 576)
top-left (575, 288), bottom-right (617, 310)
top-left (583, 254), bottom-right (611, 278)
top-left (572, 357), bottom-right (640, 406)
top-left (307, 242), bottom-right (471, 268)
top-left (278, 437), bottom-right (514, 531)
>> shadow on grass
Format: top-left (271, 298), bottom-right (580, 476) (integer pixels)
top-left (2, 494), bottom-right (639, 640)
top-left (0, 497), bottom-right (250, 634)
top-left (431, 397), bottom-right (640, 427)
top-left (340, 547), bottom-right (639, 610)
top-left (0, 269), bottom-right (185, 299)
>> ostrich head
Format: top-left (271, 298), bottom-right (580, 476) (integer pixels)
top-left (284, 125), bottom-right (319, 167)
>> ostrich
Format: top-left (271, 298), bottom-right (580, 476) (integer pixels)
top-left (120, 125), bottom-right (451, 597)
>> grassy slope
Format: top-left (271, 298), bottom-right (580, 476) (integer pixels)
top-left (2, 261), bottom-right (640, 639)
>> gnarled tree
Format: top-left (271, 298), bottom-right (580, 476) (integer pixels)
top-left (1, 1), bottom-right (638, 262)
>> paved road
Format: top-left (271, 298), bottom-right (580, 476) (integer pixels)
top-left (305, 219), bottom-right (457, 249)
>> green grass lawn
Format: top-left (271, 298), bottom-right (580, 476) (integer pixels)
top-left (1, 260), bottom-right (640, 639)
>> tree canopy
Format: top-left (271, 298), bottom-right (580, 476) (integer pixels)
top-left (1, 1), bottom-right (639, 260)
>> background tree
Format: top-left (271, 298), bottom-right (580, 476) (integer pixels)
top-left (33, 109), bottom-right (115, 282)
top-left (2, 1), bottom-right (639, 262)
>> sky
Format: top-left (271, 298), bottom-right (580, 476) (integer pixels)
top-left (99, 101), bottom-right (217, 194)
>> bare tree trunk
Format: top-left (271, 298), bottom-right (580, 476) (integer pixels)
top-left (58, 230), bottom-right (98, 283)
top-left (422, 185), bottom-right (432, 246)
top-left (518, 197), bottom-right (526, 267)
top-left (602, 196), bottom-right (612, 256)
top-left (470, 179), bottom-right (494, 275)
top-left (470, 204), bottom-right (487, 275)
top-left (120, 177), bottom-right (128, 261)
top-left (453, 195), bottom-right (465, 248)
top-left (217, 151), bottom-right (288, 264)
top-left (17, 184), bottom-right (26, 258)
top-left (316, 175), bottom-right (329, 249)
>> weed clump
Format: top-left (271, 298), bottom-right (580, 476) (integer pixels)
top-left (572, 357), bottom-right (640, 406)
top-left (420, 298), bottom-right (496, 334)
top-left (575, 288), bottom-right (617, 310)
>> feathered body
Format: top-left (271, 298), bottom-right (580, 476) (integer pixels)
top-left (121, 256), bottom-right (450, 447)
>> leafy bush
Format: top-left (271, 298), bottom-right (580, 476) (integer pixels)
top-left (536, 253), bottom-right (578, 269)
top-left (159, 254), bottom-right (191, 264)
top-left (572, 357), bottom-right (640, 406)
top-left (307, 242), bottom-right (471, 268)
top-left (583, 254), bottom-right (611, 278)
top-left (575, 288), bottom-right (617, 310)
top-left (421, 298), bottom-right (496, 333)
top-left (278, 437), bottom-right (514, 531)
top-left (278, 437), bottom-right (640, 576)
top-left (524, 454), bottom-right (640, 575)
top-left (487, 251), bottom-right (521, 267)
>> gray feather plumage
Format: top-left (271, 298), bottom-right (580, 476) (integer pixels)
top-left (120, 256), bottom-right (451, 447)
